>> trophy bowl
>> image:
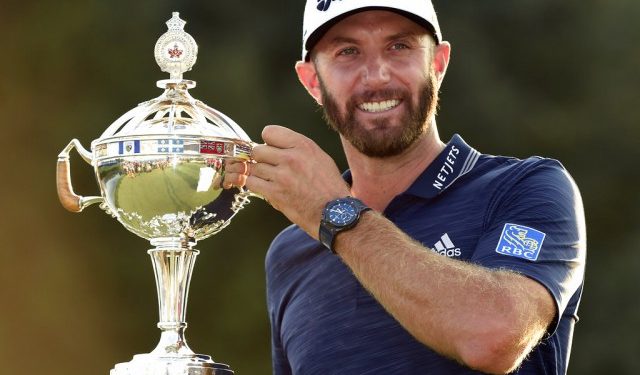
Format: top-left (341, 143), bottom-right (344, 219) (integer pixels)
top-left (56, 12), bottom-right (253, 375)
top-left (91, 81), bottom-right (253, 248)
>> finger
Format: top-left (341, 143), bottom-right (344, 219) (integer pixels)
top-left (251, 143), bottom-right (289, 166)
top-left (261, 125), bottom-right (307, 149)
top-left (250, 162), bottom-right (278, 182)
top-left (225, 160), bottom-right (249, 175)
top-left (222, 172), bottom-right (248, 189)
top-left (245, 175), bottom-right (274, 203)
top-left (224, 157), bottom-right (277, 184)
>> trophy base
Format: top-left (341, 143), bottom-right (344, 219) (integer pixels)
top-left (110, 353), bottom-right (234, 375)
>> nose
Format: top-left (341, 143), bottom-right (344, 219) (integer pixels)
top-left (361, 53), bottom-right (391, 87)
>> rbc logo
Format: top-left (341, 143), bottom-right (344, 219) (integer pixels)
top-left (495, 224), bottom-right (546, 261)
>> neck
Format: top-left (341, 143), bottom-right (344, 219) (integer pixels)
top-left (344, 122), bottom-right (445, 212)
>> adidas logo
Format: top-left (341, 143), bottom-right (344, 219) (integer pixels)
top-left (431, 233), bottom-right (461, 258)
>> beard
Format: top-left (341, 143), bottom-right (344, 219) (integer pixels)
top-left (319, 70), bottom-right (439, 158)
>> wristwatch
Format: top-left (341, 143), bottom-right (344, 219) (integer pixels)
top-left (319, 197), bottom-right (371, 253)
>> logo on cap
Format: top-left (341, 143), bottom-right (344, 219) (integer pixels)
top-left (316, 0), bottom-right (342, 12)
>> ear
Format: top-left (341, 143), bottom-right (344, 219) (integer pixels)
top-left (295, 60), bottom-right (323, 105)
top-left (432, 41), bottom-right (451, 85)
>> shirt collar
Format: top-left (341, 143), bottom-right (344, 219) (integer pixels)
top-left (406, 134), bottom-right (480, 199)
top-left (343, 134), bottom-right (479, 199)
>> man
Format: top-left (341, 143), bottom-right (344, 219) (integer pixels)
top-left (225, 1), bottom-right (586, 374)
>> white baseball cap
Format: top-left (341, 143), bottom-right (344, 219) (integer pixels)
top-left (302, 0), bottom-right (442, 61)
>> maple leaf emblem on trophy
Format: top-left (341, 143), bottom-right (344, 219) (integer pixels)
top-left (168, 44), bottom-right (183, 59)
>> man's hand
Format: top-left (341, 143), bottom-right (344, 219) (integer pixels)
top-left (224, 125), bottom-right (351, 238)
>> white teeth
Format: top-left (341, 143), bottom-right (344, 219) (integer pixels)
top-left (359, 100), bottom-right (400, 113)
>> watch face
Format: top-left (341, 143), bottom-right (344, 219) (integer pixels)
top-left (327, 201), bottom-right (358, 226)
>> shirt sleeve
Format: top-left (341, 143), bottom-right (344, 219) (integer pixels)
top-left (470, 158), bottom-right (586, 333)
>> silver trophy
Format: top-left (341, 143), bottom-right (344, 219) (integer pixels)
top-left (56, 12), bottom-right (253, 375)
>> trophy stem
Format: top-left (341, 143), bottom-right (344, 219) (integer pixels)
top-left (110, 245), bottom-right (234, 375)
top-left (148, 247), bottom-right (198, 356)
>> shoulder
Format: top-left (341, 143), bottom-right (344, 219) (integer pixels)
top-left (476, 155), bottom-right (585, 253)
top-left (266, 224), bottom-right (316, 272)
top-left (468, 154), bottom-right (584, 238)
top-left (474, 154), bottom-right (571, 182)
top-left (504, 156), bottom-right (573, 183)
top-left (268, 224), bottom-right (309, 253)
top-left (473, 155), bottom-right (581, 202)
top-left (494, 156), bottom-right (579, 202)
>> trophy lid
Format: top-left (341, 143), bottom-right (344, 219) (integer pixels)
top-left (92, 12), bottom-right (251, 153)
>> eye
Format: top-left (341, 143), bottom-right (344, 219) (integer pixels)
top-left (390, 42), bottom-right (410, 51)
top-left (337, 47), bottom-right (358, 56)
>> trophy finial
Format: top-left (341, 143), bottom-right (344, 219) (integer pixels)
top-left (166, 12), bottom-right (187, 30)
top-left (154, 12), bottom-right (198, 80)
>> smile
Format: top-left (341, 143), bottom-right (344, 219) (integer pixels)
top-left (358, 100), bottom-right (401, 113)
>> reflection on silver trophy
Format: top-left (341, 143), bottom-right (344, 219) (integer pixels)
top-left (56, 12), bottom-right (252, 375)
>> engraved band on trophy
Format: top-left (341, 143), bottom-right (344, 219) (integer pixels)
top-left (56, 12), bottom-right (253, 375)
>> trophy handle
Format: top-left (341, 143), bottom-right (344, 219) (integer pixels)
top-left (56, 139), bottom-right (104, 212)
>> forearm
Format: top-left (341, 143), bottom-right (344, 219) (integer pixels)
top-left (333, 210), bottom-right (554, 373)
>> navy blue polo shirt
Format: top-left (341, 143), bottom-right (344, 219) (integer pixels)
top-left (266, 134), bottom-right (586, 374)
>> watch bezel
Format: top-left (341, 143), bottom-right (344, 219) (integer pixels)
top-left (325, 200), bottom-right (359, 227)
top-left (319, 197), bottom-right (371, 253)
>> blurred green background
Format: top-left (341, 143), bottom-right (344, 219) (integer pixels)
top-left (0, 0), bottom-right (638, 374)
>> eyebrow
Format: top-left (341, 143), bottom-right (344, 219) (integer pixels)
top-left (326, 31), bottom-right (423, 47)
top-left (385, 31), bottom-right (421, 42)
top-left (325, 36), bottom-right (359, 47)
